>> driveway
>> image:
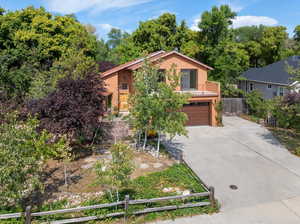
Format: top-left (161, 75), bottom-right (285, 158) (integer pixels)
top-left (157, 116), bottom-right (300, 223)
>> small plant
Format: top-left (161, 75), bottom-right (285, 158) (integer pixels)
top-left (215, 101), bottom-right (223, 126)
top-left (94, 143), bottom-right (135, 201)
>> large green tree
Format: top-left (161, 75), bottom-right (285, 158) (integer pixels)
top-left (0, 6), bottom-right (98, 100)
top-left (114, 13), bottom-right (196, 63)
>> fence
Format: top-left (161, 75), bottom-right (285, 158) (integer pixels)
top-left (222, 98), bottom-right (247, 115)
top-left (0, 189), bottom-right (215, 224)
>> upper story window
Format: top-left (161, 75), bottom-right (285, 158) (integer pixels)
top-left (120, 83), bottom-right (128, 90)
top-left (180, 69), bottom-right (197, 90)
top-left (158, 69), bottom-right (166, 82)
top-left (268, 84), bottom-right (272, 89)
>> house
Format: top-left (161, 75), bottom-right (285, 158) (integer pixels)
top-left (101, 51), bottom-right (220, 126)
top-left (239, 56), bottom-right (300, 99)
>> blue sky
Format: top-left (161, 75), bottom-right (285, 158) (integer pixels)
top-left (1, 0), bottom-right (300, 39)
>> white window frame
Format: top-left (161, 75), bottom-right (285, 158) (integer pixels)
top-left (267, 84), bottom-right (272, 89)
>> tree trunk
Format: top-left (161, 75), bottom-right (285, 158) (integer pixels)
top-left (64, 163), bottom-right (68, 187)
top-left (143, 129), bottom-right (147, 150)
top-left (156, 131), bottom-right (161, 158)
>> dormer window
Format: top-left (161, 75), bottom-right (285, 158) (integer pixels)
top-left (181, 69), bottom-right (197, 90)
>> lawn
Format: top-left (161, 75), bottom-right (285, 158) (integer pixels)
top-left (268, 127), bottom-right (300, 156)
top-left (1, 163), bottom-right (217, 224)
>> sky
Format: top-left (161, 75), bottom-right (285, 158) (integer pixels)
top-left (1, 0), bottom-right (300, 39)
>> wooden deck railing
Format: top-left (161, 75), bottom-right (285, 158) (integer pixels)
top-left (0, 189), bottom-right (215, 224)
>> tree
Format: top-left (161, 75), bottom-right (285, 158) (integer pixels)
top-left (107, 28), bottom-right (129, 49)
top-left (0, 6), bottom-right (98, 100)
top-left (128, 61), bottom-right (188, 156)
top-left (0, 113), bottom-right (70, 207)
top-left (260, 26), bottom-right (288, 64)
top-left (25, 73), bottom-right (105, 143)
top-left (94, 143), bottom-right (134, 201)
top-left (198, 5), bottom-right (236, 48)
top-left (114, 13), bottom-right (196, 63)
top-left (294, 25), bottom-right (300, 42)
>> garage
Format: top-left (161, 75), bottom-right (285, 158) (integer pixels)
top-left (182, 102), bottom-right (210, 126)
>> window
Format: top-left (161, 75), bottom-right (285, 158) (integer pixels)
top-left (181, 69), bottom-right (197, 90)
top-left (158, 69), bottom-right (166, 82)
top-left (249, 83), bottom-right (254, 91)
top-left (120, 83), bottom-right (128, 90)
top-left (278, 87), bottom-right (284, 96)
top-left (268, 84), bottom-right (272, 89)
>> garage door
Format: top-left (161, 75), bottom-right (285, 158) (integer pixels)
top-left (182, 102), bottom-right (210, 126)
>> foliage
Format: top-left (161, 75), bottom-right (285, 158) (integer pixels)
top-left (113, 13), bottom-right (195, 63)
top-left (94, 143), bottom-right (134, 199)
top-left (215, 101), bottom-right (223, 126)
top-left (198, 5), bottom-right (236, 47)
top-left (0, 113), bottom-right (70, 207)
top-left (24, 74), bottom-right (105, 143)
top-left (245, 91), bottom-right (270, 118)
top-left (272, 93), bottom-right (300, 130)
top-left (0, 6), bottom-right (97, 100)
top-left (128, 60), bottom-right (188, 154)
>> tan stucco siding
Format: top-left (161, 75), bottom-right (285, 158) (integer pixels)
top-left (156, 54), bottom-right (208, 91)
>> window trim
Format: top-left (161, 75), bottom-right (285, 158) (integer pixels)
top-left (180, 69), bottom-right (198, 91)
top-left (120, 83), bottom-right (129, 90)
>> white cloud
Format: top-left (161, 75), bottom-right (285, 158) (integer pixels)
top-left (217, 0), bottom-right (244, 12)
top-left (190, 17), bottom-right (200, 31)
top-left (45, 0), bottom-right (153, 14)
top-left (232, 16), bottom-right (278, 28)
top-left (94, 23), bottom-right (118, 39)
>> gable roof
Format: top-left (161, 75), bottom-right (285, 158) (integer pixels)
top-left (101, 50), bottom-right (213, 78)
top-left (241, 56), bottom-right (300, 85)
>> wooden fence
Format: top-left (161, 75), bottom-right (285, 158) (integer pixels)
top-left (222, 98), bottom-right (247, 115)
top-left (0, 189), bottom-right (215, 224)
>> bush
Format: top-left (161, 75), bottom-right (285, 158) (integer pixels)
top-left (245, 91), bottom-right (270, 118)
top-left (0, 112), bottom-right (70, 208)
top-left (24, 74), bottom-right (105, 144)
top-left (272, 93), bottom-right (300, 130)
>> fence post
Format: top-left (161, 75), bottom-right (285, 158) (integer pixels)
top-left (25, 206), bottom-right (31, 224)
top-left (124, 195), bottom-right (130, 223)
top-left (208, 186), bottom-right (215, 208)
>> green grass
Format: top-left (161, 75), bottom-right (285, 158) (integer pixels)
top-left (1, 164), bottom-right (218, 224)
top-left (268, 127), bottom-right (300, 156)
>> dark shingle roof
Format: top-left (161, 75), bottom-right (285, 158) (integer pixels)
top-left (241, 56), bottom-right (300, 85)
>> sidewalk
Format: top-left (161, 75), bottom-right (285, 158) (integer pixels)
top-left (154, 196), bottom-right (300, 224)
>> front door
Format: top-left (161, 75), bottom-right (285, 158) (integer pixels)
top-left (119, 93), bottom-right (129, 111)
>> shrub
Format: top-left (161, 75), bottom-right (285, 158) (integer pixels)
top-left (24, 74), bottom-right (105, 144)
top-left (272, 93), bottom-right (300, 130)
top-left (0, 112), bottom-right (70, 208)
top-left (245, 91), bottom-right (269, 118)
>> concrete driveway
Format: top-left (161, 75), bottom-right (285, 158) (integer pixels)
top-left (158, 116), bottom-right (300, 223)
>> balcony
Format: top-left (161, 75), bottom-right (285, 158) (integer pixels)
top-left (176, 81), bottom-right (220, 97)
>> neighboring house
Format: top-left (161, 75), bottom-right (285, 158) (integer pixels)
top-left (239, 56), bottom-right (300, 99)
top-left (101, 50), bottom-right (221, 126)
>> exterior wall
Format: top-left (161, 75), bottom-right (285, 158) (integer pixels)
top-left (156, 54), bottom-right (208, 91)
top-left (240, 80), bottom-right (289, 99)
top-left (188, 96), bottom-right (219, 126)
top-left (103, 73), bottom-right (118, 109)
top-left (102, 53), bottom-right (220, 126)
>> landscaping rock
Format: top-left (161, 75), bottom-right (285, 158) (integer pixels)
top-left (140, 163), bottom-right (150, 169)
top-left (162, 187), bottom-right (174, 193)
top-left (81, 163), bottom-right (94, 169)
top-left (182, 190), bottom-right (190, 196)
top-left (153, 162), bottom-right (163, 168)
